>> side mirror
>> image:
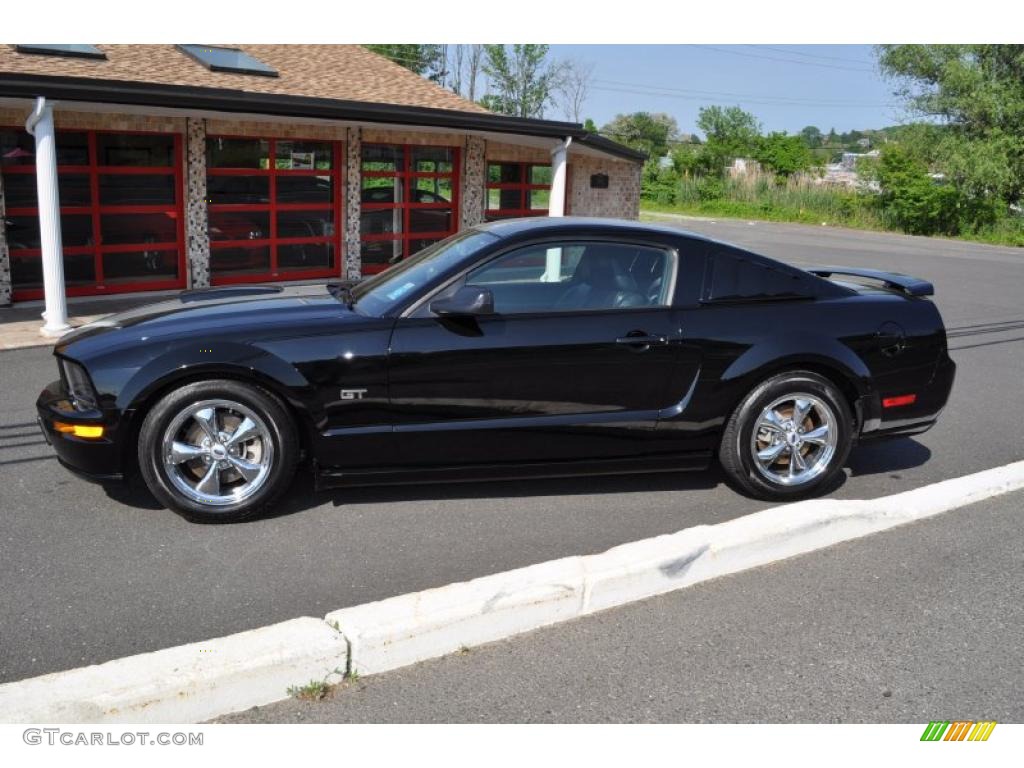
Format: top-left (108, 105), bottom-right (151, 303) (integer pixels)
top-left (430, 286), bottom-right (495, 317)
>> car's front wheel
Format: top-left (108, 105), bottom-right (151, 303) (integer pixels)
top-left (138, 379), bottom-right (299, 523)
top-left (719, 370), bottom-right (853, 501)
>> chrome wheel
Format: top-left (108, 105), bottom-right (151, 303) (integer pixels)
top-left (161, 399), bottom-right (274, 507)
top-left (750, 392), bottom-right (838, 487)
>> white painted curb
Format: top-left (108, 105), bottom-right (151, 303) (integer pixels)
top-left (326, 557), bottom-right (586, 676)
top-left (328, 460), bottom-right (1024, 675)
top-left (0, 618), bottom-right (346, 724)
top-left (2, 460), bottom-right (1022, 723)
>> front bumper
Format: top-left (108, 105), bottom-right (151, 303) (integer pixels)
top-left (36, 380), bottom-right (126, 483)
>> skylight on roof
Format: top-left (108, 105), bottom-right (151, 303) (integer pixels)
top-left (176, 45), bottom-right (278, 77)
top-left (14, 44), bottom-right (106, 60)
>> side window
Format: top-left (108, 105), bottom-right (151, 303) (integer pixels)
top-left (706, 247), bottom-right (816, 302)
top-left (467, 243), bottom-right (585, 286)
top-left (464, 241), bottom-right (675, 314)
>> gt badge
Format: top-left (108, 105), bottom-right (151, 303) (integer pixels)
top-left (340, 389), bottom-right (368, 400)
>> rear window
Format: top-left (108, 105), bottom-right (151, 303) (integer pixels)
top-left (705, 247), bottom-right (819, 302)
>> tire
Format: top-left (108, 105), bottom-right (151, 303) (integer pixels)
top-left (137, 379), bottom-right (299, 523)
top-left (719, 370), bottom-right (853, 501)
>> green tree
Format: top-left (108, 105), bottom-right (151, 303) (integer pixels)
top-left (480, 45), bottom-right (561, 118)
top-left (695, 105), bottom-right (761, 175)
top-left (754, 132), bottom-right (814, 178)
top-left (364, 45), bottom-right (447, 83)
top-left (877, 44), bottom-right (1024, 204)
top-left (870, 146), bottom-right (961, 235)
top-left (583, 118), bottom-right (598, 133)
top-left (799, 126), bottom-right (823, 149)
top-left (600, 112), bottom-right (679, 159)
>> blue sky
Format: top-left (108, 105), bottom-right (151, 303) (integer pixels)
top-left (545, 45), bottom-right (906, 135)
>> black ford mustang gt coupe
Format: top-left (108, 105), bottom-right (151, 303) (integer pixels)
top-left (37, 218), bottom-right (955, 523)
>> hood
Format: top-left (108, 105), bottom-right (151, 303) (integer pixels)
top-left (56, 284), bottom-right (363, 357)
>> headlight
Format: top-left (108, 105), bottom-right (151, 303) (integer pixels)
top-left (59, 358), bottom-right (99, 412)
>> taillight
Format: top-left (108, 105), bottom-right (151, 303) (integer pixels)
top-left (882, 394), bottom-right (917, 408)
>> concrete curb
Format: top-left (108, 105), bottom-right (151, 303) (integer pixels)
top-left (2, 460), bottom-right (1023, 722)
top-left (326, 556), bottom-right (587, 676)
top-left (0, 618), bottom-right (347, 724)
top-left (330, 461), bottom-right (1024, 676)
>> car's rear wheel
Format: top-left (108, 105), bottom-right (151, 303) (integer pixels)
top-left (138, 380), bottom-right (298, 523)
top-left (719, 370), bottom-right (853, 501)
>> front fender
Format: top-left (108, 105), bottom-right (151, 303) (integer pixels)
top-left (118, 341), bottom-right (320, 427)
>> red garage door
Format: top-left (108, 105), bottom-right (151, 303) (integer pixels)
top-left (206, 136), bottom-right (343, 285)
top-left (2, 128), bottom-right (186, 301)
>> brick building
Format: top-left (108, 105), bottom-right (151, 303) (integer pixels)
top-left (0, 44), bottom-right (642, 331)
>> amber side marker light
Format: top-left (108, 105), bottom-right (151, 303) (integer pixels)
top-left (53, 422), bottom-right (104, 438)
top-left (882, 394), bottom-right (917, 408)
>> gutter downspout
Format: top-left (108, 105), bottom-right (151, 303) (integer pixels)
top-left (26, 97), bottom-right (71, 336)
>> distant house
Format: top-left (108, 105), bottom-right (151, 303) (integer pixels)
top-left (821, 150), bottom-right (881, 189)
top-left (839, 150), bottom-right (880, 171)
top-left (727, 157), bottom-right (761, 177)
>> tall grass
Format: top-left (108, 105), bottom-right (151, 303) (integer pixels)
top-left (666, 169), bottom-right (885, 229)
top-left (644, 168), bottom-right (1024, 246)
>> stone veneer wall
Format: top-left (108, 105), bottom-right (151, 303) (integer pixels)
top-left (361, 129), bottom-right (465, 146)
top-left (0, 108), bottom-right (185, 134)
top-left (461, 135), bottom-right (486, 228)
top-left (0, 170), bottom-right (10, 306)
top-left (185, 118), bottom-right (210, 289)
top-left (203, 118), bottom-right (347, 141)
top-left (344, 127), bottom-right (362, 280)
top-left (485, 141), bottom-right (551, 164)
top-left (569, 155), bottom-right (641, 220)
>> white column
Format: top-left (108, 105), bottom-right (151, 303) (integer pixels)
top-left (542, 137), bottom-right (572, 282)
top-left (27, 98), bottom-right (71, 336)
top-left (548, 137), bottom-right (571, 217)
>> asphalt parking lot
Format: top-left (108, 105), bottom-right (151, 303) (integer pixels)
top-left (1, 217), bottom-right (1023, 686)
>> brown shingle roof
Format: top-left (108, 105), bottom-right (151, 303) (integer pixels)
top-left (0, 44), bottom-right (489, 114)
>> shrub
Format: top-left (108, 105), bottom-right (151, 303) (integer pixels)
top-left (640, 161), bottom-right (681, 206)
top-left (696, 176), bottom-right (725, 201)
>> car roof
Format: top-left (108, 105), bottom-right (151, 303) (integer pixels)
top-left (472, 216), bottom-right (718, 244)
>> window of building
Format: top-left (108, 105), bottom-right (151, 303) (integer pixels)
top-left (14, 44), bottom-right (105, 59)
top-left (360, 144), bottom-right (459, 274)
top-left (177, 45), bottom-right (278, 77)
top-left (206, 136), bottom-right (342, 283)
top-left (1, 128), bottom-right (184, 300)
top-left (485, 162), bottom-right (552, 220)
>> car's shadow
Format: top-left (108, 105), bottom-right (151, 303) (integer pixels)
top-left (102, 438), bottom-right (930, 522)
top-left (846, 437), bottom-right (932, 478)
top-left (104, 464), bottom-right (727, 520)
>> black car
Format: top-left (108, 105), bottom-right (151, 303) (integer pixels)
top-left (37, 218), bottom-right (955, 523)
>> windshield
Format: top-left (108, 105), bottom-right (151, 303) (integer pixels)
top-left (352, 230), bottom-right (498, 316)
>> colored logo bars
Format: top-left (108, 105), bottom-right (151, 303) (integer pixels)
top-left (921, 721), bottom-right (997, 741)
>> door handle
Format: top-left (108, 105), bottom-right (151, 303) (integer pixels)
top-left (615, 331), bottom-right (668, 350)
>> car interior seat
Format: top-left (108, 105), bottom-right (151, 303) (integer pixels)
top-left (555, 246), bottom-right (650, 310)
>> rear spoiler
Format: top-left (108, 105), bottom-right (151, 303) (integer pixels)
top-left (804, 266), bottom-right (934, 297)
